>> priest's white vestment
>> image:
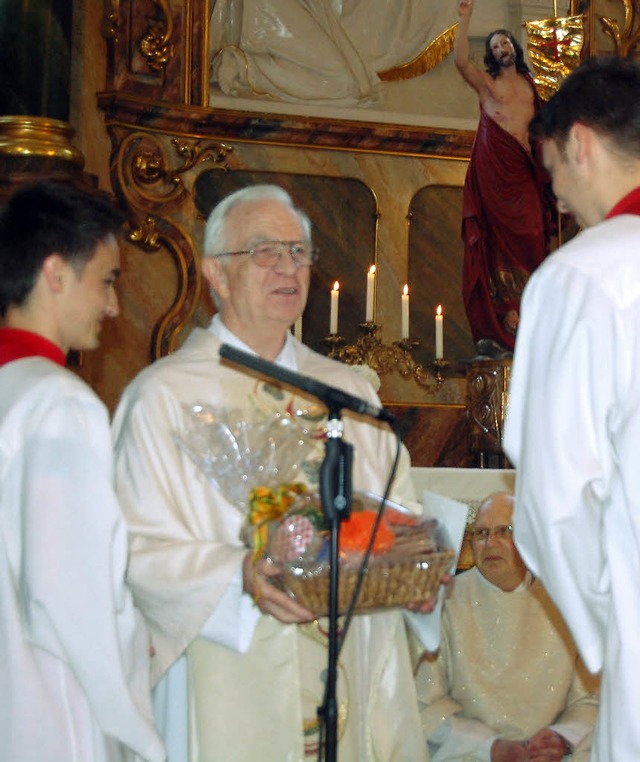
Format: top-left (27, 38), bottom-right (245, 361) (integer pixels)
top-left (113, 323), bottom-right (431, 762)
top-left (416, 568), bottom-right (599, 761)
top-left (0, 358), bottom-right (165, 762)
top-left (504, 214), bottom-right (640, 761)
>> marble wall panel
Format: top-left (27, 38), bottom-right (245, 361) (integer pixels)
top-left (386, 404), bottom-right (474, 468)
top-left (193, 169), bottom-right (377, 352)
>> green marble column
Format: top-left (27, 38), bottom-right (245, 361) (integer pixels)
top-left (0, 0), bottom-right (72, 119)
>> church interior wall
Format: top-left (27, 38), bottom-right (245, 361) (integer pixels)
top-left (5, 0), bottom-right (620, 466)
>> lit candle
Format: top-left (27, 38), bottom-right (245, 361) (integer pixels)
top-left (435, 304), bottom-right (444, 359)
top-left (330, 281), bottom-right (339, 335)
top-left (294, 315), bottom-right (302, 342)
top-left (366, 265), bottom-right (376, 322)
top-left (401, 284), bottom-right (410, 339)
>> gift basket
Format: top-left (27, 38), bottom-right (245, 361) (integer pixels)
top-left (175, 404), bottom-right (454, 616)
top-left (260, 488), bottom-right (455, 616)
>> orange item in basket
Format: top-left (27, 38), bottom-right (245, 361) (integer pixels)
top-left (340, 510), bottom-right (395, 553)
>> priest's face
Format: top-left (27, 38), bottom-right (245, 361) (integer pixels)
top-left (471, 492), bottom-right (526, 591)
top-left (205, 198), bottom-right (311, 354)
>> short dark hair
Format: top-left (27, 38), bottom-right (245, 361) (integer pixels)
top-left (484, 29), bottom-right (530, 79)
top-left (0, 180), bottom-right (125, 317)
top-left (529, 56), bottom-right (640, 158)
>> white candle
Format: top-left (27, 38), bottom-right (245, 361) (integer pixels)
top-left (366, 265), bottom-right (376, 322)
top-left (330, 281), bottom-right (339, 335)
top-left (294, 316), bottom-right (302, 342)
top-left (435, 304), bottom-right (444, 359)
top-left (401, 284), bottom-right (410, 339)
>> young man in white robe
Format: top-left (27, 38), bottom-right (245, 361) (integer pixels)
top-left (0, 181), bottom-right (165, 761)
top-left (415, 492), bottom-right (599, 762)
top-left (112, 184), bottom-right (446, 761)
top-left (503, 56), bottom-right (640, 761)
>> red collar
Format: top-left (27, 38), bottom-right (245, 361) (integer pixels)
top-left (606, 187), bottom-right (640, 219)
top-left (0, 328), bottom-right (66, 368)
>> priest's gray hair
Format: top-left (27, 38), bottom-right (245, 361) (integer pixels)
top-left (202, 184), bottom-right (312, 258)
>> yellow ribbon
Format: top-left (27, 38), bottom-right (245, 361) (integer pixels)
top-left (247, 482), bottom-right (308, 560)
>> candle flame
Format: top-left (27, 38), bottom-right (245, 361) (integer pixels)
top-left (436, 304), bottom-right (443, 316)
top-left (403, 284), bottom-right (409, 296)
top-left (333, 281), bottom-right (339, 291)
top-left (369, 265), bottom-right (376, 275)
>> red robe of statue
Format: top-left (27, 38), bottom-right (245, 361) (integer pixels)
top-left (462, 91), bottom-right (556, 352)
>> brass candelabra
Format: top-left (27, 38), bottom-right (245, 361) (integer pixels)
top-left (325, 323), bottom-right (450, 390)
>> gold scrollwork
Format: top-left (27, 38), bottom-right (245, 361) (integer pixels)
top-left (150, 228), bottom-right (202, 359)
top-left (170, 138), bottom-right (233, 174)
top-left (139, 0), bottom-right (175, 72)
top-left (466, 360), bottom-right (511, 455)
top-left (110, 130), bottom-right (232, 358)
top-left (599, 0), bottom-right (640, 57)
top-left (117, 133), bottom-right (186, 211)
top-left (129, 215), bottom-right (162, 251)
top-left (116, 133), bottom-right (232, 213)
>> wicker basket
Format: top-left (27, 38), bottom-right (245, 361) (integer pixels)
top-left (280, 547), bottom-right (455, 617)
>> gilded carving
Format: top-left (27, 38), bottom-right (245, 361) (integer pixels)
top-left (171, 138), bottom-right (233, 173)
top-left (129, 215), bottom-right (162, 251)
top-left (111, 130), bottom-right (232, 357)
top-left (598, 0), bottom-right (640, 56)
top-left (149, 226), bottom-right (202, 359)
top-left (132, 149), bottom-right (165, 185)
top-left (139, 0), bottom-right (175, 72)
top-left (116, 133), bottom-right (187, 210)
top-left (466, 360), bottom-right (511, 454)
top-left (378, 23), bottom-right (457, 81)
top-left (116, 133), bottom-right (232, 211)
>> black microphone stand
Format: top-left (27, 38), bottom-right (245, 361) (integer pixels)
top-left (317, 408), bottom-right (353, 762)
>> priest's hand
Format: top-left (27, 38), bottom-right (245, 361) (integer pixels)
top-left (405, 571), bottom-right (453, 613)
top-left (243, 552), bottom-right (316, 624)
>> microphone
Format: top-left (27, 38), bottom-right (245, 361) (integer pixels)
top-left (219, 343), bottom-right (395, 425)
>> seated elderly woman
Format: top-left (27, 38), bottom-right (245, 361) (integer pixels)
top-left (415, 491), bottom-right (599, 762)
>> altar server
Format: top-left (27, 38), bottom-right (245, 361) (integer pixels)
top-left (504, 56), bottom-right (640, 760)
top-left (0, 180), bottom-right (165, 761)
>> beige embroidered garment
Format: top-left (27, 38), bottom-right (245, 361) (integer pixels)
top-left (415, 567), bottom-right (599, 761)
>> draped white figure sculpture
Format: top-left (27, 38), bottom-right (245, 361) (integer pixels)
top-left (210, 0), bottom-right (458, 106)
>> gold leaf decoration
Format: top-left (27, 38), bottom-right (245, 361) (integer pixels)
top-left (378, 23), bottom-right (458, 82)
top-left (598, 0), bottom-right (640, 57)
top-left (524, 15), bottom-right (585, 100)
top-left (139, 0), bottom-right (174, 72)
